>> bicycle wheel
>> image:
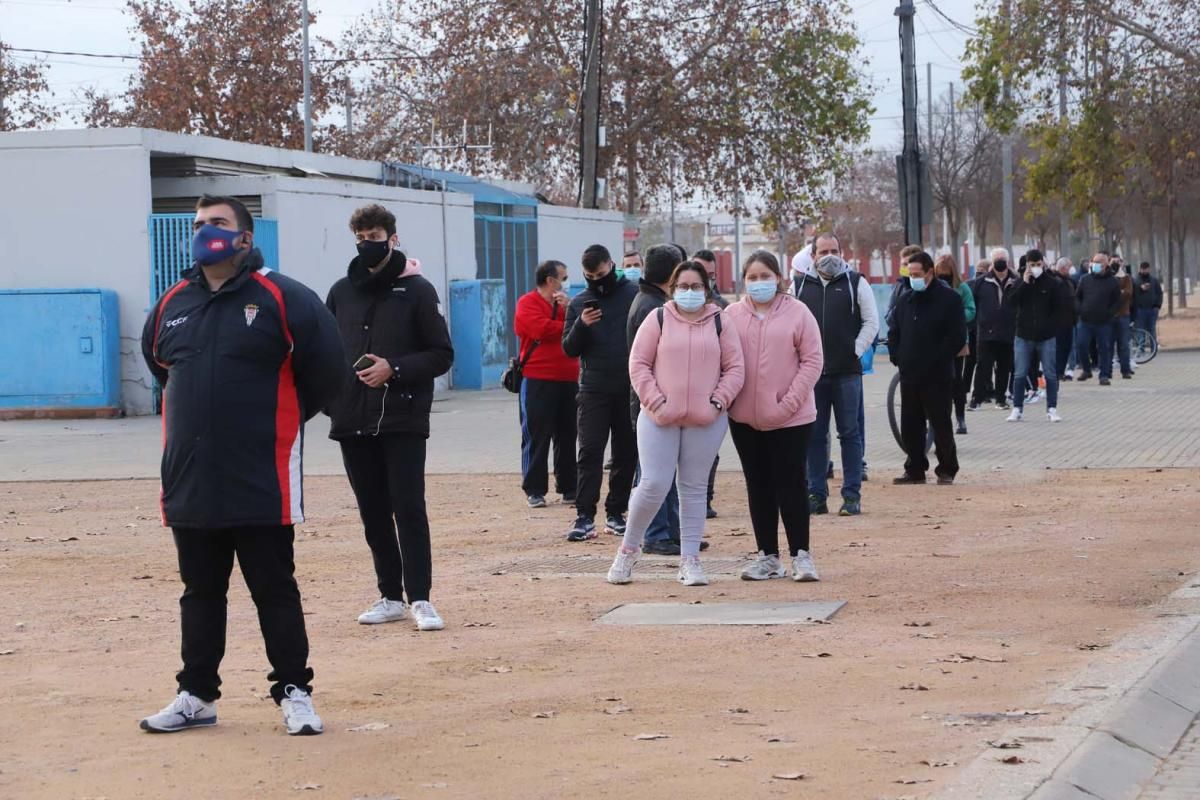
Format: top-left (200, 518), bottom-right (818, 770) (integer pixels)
top-left (887, 371), bottom-right (933, 454)
top-left (1131, 327), bottom-right (1158, 364)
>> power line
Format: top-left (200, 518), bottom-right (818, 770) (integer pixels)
top-left (920, 0), bottom-right (979, 36)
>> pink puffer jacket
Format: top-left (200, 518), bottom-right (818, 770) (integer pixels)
top-left (629, 302), bottom-right (745, 427)
top-left (726, 293), bottom-right (824, 431)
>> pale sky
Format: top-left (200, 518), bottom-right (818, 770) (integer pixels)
top-left (1, 0), bottom-right (978, 171)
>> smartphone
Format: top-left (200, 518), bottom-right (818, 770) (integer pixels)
top-left (353, 355), bottom-right (376, 371)
top-left (583, 300), bottom-right (601, 312)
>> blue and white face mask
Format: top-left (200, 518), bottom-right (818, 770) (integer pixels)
top-left (910, 277), bottom-right (928, 292)
top-left (673, 288), bottom-right (706, 312)
top-left (746, 280), bottom-right (778, 303)
top-left (622, 267), bottom-right (642, 284)
top-left (1091, 263), bottom-right (1104, 274)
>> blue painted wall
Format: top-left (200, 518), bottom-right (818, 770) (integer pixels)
top-left (0, 289), bottom-right (121, 410)
top-left (449, 279), bottom-right (507, 389)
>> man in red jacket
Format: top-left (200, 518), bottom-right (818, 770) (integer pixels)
top-left (514, 260), bottom-right (580, 508)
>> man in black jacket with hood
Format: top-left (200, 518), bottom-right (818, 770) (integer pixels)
top-left (1005, 249), bottom-right (1072, 423)
top-left (140, 195), bottom-right (345, 737)
top-left (562, 244), bottom-right (639, 541)
top-left (1074, 252), bottom-right (1121, 385)
top-left (971, 248), bottom-right (1019, 409)
top-left (326, 204), bottom-right (454, 632)
top-left (888, 251), bottom-right (966, 486)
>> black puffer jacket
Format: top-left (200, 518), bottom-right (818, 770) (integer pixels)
top-left (888, 280), bottom-right (967, 382)
top-left (562, 275), bottom-right (639, 393)
top-left (1075, 271), bottom-right (1122, 325)
top-left (1007, 271), bottom-right (1074, 341)
top-left (325, 251), bottom-right (454, 440)
top-left (972, 272), bottom-right (1019, 342)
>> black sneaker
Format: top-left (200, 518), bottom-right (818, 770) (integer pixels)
top-left (527, 495), bottom-right (547, 509)
top-left (643, 540), bottom-right (681, 556)
top-left (995, 401), bottom-right (1010, 410)
top-left (861, 465), bottom-right (870, 483)
top-left (808, 494), bottom-right (829, 515)
top-left (936, 475), bottom-right (955, 486)
top-left (1099, 377), bottom-right (1111, 386)
top-left (706, 504), bottom-right (718, 519)
top-left (566, 516), bottom-right (596, 542)
top-left (604, 514), bottom-right (627, 536)
top-left (838, 499), bottom-right (861, 516)
top-left (1062, 373), bottom-right (1074, 382)
top-left (1078, 372), bottom-right (1092, 382)
top-left (1122, 372), bottom-right (1133, 380)
top-left (967, 401), bottom-right (981, 412)
top-left (561, 492), bottom-right (576, 506)
top-left (892, 474), bottom-right (926, 485)
top-left (956, 419), bottom-right (968, 435)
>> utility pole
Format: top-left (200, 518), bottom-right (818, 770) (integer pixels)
top-left (344, 76), bottom-right (354, 141)
top-left (1000, 0), bottom-right (1014, 259)
top-left (669, 157), bottom-right (677, 242)
top-left (301, 0), bottom-right (313, 152)
top-left (733, 193), bottom-right (743, 298)
top-left (895, 0), bottom-right (923, 246)
top-left (926, 61), bottom-right (934, 250)
top-left (580, 0), bottom-right (602, 208)
top-left (1058, 70), bottom-right (1069, 259)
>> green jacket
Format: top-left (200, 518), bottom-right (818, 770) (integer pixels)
top-left (956, 282), bottom-right (977, 324)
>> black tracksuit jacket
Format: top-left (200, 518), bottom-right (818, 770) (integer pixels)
top-left (324, 251), bottom-right (454, 440)
top-left (887, 280), bottom-right (967, 383)
top-left (1007, 272), bottom-right (1075, 341)
top-left (562, 276), bottom-right (639, 394)
top-left (141, 249), bottom-right (346, 529)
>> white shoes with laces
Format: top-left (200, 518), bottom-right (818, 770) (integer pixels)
top-left (791, 550), bottom-right (820, 582)
top-left (357, 597), bottom-right (408, 625)
top-left (677, 556), bottom-right (709, 586)
top-left (1047, 408), bottom-right (1063, 423)
top-left (280, 684), bottom-right (323, 736)
top-left (607, 549), bottom-right (639, 584)
top-left (139, 691), bottom-right (217, 733)
top-left (740, 552), bottom-right (786, 581)
top-left (1006, 408), bottom-right (1024, 422)
top-left (410, 600), bottom-right (445, 631)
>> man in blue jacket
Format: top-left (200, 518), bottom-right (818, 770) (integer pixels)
top-left (140, 195), bottom-right (345, 736)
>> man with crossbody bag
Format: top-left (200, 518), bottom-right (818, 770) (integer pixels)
top-left (513, 260), bottom-right (580, 508)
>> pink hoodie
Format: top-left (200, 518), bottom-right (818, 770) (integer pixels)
top-left (726, 293), bottom-right (824, 431)
top-left (629, 302), bottom-right (745, 428)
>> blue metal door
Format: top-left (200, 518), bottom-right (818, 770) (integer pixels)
top-left (473, 204), bottom-right (537, 357)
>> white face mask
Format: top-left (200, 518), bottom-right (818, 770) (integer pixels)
top-left (1031, 267), bottom-right (1043, 279)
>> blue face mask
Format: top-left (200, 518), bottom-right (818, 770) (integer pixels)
top-left (192, 224), bottom-right (246, 266)
top-left (1091, 263), bottom-right (1103, 274)
top-left (673, 288), bottom-right (706, 312)
top-left (623, 267), bottom-right (642, 283)
top-left (910, 277), bottom-right (928, 292)
top-left (746, 280), bottom-right (778, 303)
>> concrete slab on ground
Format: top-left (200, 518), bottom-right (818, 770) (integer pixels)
top-left (596, 600), bottom-right (846, 626)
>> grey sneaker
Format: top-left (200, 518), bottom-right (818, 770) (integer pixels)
top-left (527, 495), bottom-right (547, 509)
top-left (791, 550), bottom-right (820, 582)
top-left (740, 552), bottom-right (786, 581)
top-left (357, 597), bottom-right (408, 625)
top-left (410, 600), bottom-right (445, 631)
top-left (678, 556), bottom-right (709, 586)
top-left (281, 685), bottom-right (323, 736)
top-left (607, 549), bottom-right (639, 584)
top-left (140, 691), bottom-right (217, 733)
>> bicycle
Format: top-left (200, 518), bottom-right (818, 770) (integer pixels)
top-left (887, 371), bottom-right (933, 455)
top-left (1131, 325), bottom-right (1158, 364)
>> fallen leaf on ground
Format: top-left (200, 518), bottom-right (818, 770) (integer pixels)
top-left (604, 706), bottom-right (632, 715)
top-left (935, 653), bottom-right (1007, 663)
top-left (801, 652), bottom-right (832, 658)
top-left (900, 683), bottom-right (930, 691)
top-left (711, 755), bottom-right (749, 763)
top-left (531, 711), bottom-right (555, 719)
top-left (726, 707), bottom-right (750, 714)
top-left (1000, 755), bottom-right (1027, 764)
top-left (24, 536), bottom-right (44, 542)
top-left (293, 783), bottom-right (321, 791)
top-left (920, 759), bottom-right (956, 767)
top-left (904, 621), bottom-right (933, 627)
top-left (59, 536), bottom-right (79, 542)
top-left (896, 777), bottom-right (934, 784)
top-left (463, 622), bottom-right (495, 628)
top-left (772, 772), bottom-right (806, 781)
top-left (346, 722), bottom-right (390, 732)
top-left (1076, 642), bottom-right (1110, 651)
top-left (915, 633), bottom-right (941, 639)
top-left (483, 666), bottom-right (512, 674)
top-left (634, 733), bottom-right (669, 740)
top-left (987, 739), bottom-right (1024, 749)
top-left (602, 696), bottom-right (622, 702)
top-left (0, 649), bottom-right (14, 655)
top-left (48, 506), bottom-right (67, 513)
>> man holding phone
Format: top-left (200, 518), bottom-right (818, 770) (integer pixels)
top-left (562, 244), bottom-right (640, 541)
top-left (325, 204), bottom-right (454, 632)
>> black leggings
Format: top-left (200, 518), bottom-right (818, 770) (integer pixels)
top-left (729, 421), bottom-right (814, 556)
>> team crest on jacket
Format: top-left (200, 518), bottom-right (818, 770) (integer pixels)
top-left (243, 304), bottom-right (259, 326)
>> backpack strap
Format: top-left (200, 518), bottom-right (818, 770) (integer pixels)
top-left (658, 304), bottom-right (722, 338)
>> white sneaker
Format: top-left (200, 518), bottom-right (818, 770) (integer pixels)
top-left (740, 552), bottom-right (786, 581)
top-left (1025, 390), bottom-right (1042, 405)
top-left (1047, 408), bottom-right (1063, 423)
top-left (791, 550), bottom-right (820, 582)
top-left (607, 549), bottom-right (638, 584)
top-left (357, 597), bottom-right (408, 625)
top-left (280, 685), bottom-right (323, 736)
top-left (1006, 409), bottom-right (1023, 422)
top-left (410, 600), bottom-right (445, 631)
top-left (139, 691), bottom-right (217, 733)
top-left (677, 556), bottom-right (709, 586)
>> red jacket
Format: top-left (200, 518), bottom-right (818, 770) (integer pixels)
top-left (514, 290), bottom-right (579, 383)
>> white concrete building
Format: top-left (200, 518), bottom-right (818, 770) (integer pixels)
top-left (0, 128), bottom-right (622, 414)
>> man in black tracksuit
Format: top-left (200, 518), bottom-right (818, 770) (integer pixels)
top-left (326, 204), bottom-right (454, 631)
top-left (562, 244), bottom-right (639, 541)
top-left (971, 254), bottom-right (1019, 408)
top-left (140, 195), bottom-right (345, 736)
top-left (888, 251), bottom-right (967, 485)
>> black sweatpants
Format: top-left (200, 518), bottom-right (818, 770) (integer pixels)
top-left (953, 355), bottom-right (969, 420)
top-left (172, 525), bottom-right (312, 704)
top-left (575, 390), bottom-right (637, 521)
top-left (899, 379), bottom-right (959, 480)
top-left (729, 421), bottom-right (814, 556)
top-left (519, 377), bottom-right (578, 498)
top-left (339, 433), bottom-right (433, 604)
top-left (972, 339), bottom-right (1014, 404)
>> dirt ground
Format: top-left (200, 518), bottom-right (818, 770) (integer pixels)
top-left (1, 469), bottom-right (1198, 800)
top-left (1157, 305), bottom-right (1200, 349)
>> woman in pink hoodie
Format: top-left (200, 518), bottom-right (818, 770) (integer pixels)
top-left (606, 261), bottom-right (745, 587)
top-left (725, 250), bottom-right (825, 582)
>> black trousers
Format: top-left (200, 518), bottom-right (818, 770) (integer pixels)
top-left (707, 455), bottom-right (719, 504)
top-left (972, 339), bottom-right (1014, 404)
top-left (519, 378), bottom-right (578, 498)
top-left (953, 355), bottom-right (969, 420)
top-left (340, 434), bottom-right (433, 604)
top-left (575, 390), bottom-right (637, 520)
top-left (729, 421), bottom-right (814, 557)
top-left (899, 379), bottom-right (959, 480)
top-left (962, 331), bottom-right (978, 402)
top-left (173, 525), bottom-right (312, 704)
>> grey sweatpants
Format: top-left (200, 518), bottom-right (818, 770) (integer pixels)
top-left (621, 412), bottom-right (729, 557)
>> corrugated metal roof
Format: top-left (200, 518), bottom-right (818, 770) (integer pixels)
top-left (385, 164), bottom-right (538, 207)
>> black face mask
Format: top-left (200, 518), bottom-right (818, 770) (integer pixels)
top-left (993, 260), bottom-right (1008, 274)
top-left (357, 239), bottom-right (391, 268)
top-left (585, 269), bottom-right (618, 296)
top-left (1140, 272), bottom-right (1151, 280)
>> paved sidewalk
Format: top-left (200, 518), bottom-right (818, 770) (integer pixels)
top-left (1141, 720), bottom-right (1200, 799)
top-left (1, 350), bottom-right (1198, 482)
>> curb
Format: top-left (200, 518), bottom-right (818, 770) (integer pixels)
top-left (932, 579), bottom-right (1200, 800)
